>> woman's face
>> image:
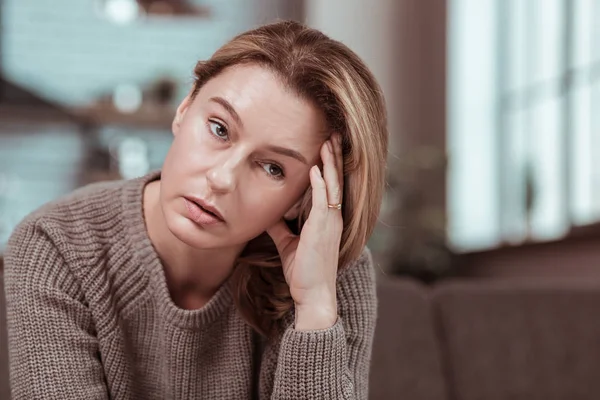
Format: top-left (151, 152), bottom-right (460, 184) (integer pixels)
top-left (160, 64), bottom-right (328, 249)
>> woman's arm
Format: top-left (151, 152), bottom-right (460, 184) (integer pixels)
top-left (4, 218), bottom-right (110, 399)
top-left (270, 249), bottom-right (377, 400)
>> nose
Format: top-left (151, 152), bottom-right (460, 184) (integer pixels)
top-left (206, 159), bottom-right (238, 194)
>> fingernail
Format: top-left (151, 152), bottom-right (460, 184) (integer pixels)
top-left (314, 166), bottom-right (322, 178)
top-left (327, 140), bottom-right (333, 153)
top-left (336, 134), bottom-right (342, 144)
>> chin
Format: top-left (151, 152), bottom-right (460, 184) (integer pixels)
top-left (171, 218), bottom-right (227, 249)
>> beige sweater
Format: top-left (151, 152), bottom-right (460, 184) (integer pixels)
top-left (4, 171), bottom-right (377, 399)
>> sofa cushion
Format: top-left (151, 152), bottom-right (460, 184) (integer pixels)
top-left (434, 279), bottom-right (600, 400)
top-left (370, 277), bottom-right (448, 400)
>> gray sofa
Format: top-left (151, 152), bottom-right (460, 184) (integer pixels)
top-left (370, 276), bottom-right (600, 400)
top-left (2, 269), bottom-right (600, 399)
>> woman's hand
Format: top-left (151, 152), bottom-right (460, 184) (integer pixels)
top-left (267, 133), bottom-right (344, 330)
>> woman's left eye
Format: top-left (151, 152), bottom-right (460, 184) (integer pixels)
top-left (261, 163), bottom-right (285, 180)
top-left (208, 120), bottom-right (228, 140)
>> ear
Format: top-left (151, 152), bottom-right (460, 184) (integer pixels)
top-left (172, 93), bottom-right (193, 136)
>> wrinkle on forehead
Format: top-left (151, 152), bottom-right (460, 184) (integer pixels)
top-left (198, 64), bottom-right (329, 148)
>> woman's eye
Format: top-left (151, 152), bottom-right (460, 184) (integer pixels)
top-left (208, 120), bottom-right (228, 140)
top-left (262, 163), bottom-right (284, 179)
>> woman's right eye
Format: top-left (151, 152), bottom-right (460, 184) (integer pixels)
top-left (207, 120), bottom-right (229, 141)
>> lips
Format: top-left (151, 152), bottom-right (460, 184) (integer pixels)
top-left (183, 196), bottom-right (225, 226)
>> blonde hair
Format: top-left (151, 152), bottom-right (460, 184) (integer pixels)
top-left (190, 20), bottom-right (388, 337)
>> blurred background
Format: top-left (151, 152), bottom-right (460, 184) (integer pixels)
top-left (1, 0), bottom-right (599, 279)
top-left (1, 1), bottom-right (600, 399)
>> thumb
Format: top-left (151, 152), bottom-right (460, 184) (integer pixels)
top-left (266, 219), bottom-right (296, 255)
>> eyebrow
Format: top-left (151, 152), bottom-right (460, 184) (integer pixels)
top-left (209, 96), bottom-right (244, 128)
top-left (265, 145), bottom-right (308, 164)
top-left (209, 96), bottom-right (308, 164)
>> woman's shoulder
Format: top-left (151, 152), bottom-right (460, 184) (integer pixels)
top-left (338, 247), bottom-right (376, 282)
top-left (15, 178), bottom-right (126, 230)
top-left (4, 175), bottom-right (150, 299)
top-left (27, 177), bottom-right (130, 224)
top-left (334, 247), bottom-right (378, 324)
top-left (5, 177), bottom-right (137, 268)
top-left (336, 247), bottom-right (377, 298)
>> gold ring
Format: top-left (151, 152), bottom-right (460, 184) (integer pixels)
top-left (327, 203), bottom-right (342, 210)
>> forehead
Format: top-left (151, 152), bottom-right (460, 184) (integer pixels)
top-left (195, 64), bottom-right (328, 144)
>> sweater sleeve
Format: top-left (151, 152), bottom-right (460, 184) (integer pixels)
top-left (270, 248), bottom-right (378, 400)
top-left (4, 218), bottom-right (110, 400)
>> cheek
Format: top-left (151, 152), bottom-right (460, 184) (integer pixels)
top-left (243, 187), bottom-right (286, 214)
top-left (169, 126), bottom-right (216, 170)
top-left (240, 178), bottom-right (309, 218)
top-left (236, 186), bottom-right (293, 224)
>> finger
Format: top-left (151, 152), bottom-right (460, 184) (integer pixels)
top-left (266, 218), bottom-right (296, 254)
top-left (320, 140), bottom-right (341, 206)
top-left (333, 133), bottom-right (344, 198)
top-left (309, 164), bottom-right (328, 213)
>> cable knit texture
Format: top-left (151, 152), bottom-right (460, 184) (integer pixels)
top-left (4, 170), bottom-right (377, 400)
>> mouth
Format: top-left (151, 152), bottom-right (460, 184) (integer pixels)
top-left (183, 196), bottom-right (225, 225)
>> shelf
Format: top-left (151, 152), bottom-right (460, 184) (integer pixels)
top-left (71, 102), bottom-right (175, 130)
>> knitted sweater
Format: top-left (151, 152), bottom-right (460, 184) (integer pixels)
top-left (4, 170), bottom-right (378, 400)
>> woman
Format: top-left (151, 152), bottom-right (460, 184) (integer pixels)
top-left (4, 20), bottom-right (387, 399)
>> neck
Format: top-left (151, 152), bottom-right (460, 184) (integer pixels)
top-left (143, 180), bottom-right (245, 306)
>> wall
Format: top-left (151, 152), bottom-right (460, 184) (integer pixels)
top-left (458, 224), bottom-right (600, 278)
top-left (1, 0), bottom-right (252, 106)
top-left (306, 0), bottom-right (448, 268)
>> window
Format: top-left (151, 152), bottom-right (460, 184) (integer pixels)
top-left (448, 0), bottom-right (600, 251)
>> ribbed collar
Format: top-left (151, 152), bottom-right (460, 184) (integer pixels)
top-left (121, 169), bottom-right (234, 330)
